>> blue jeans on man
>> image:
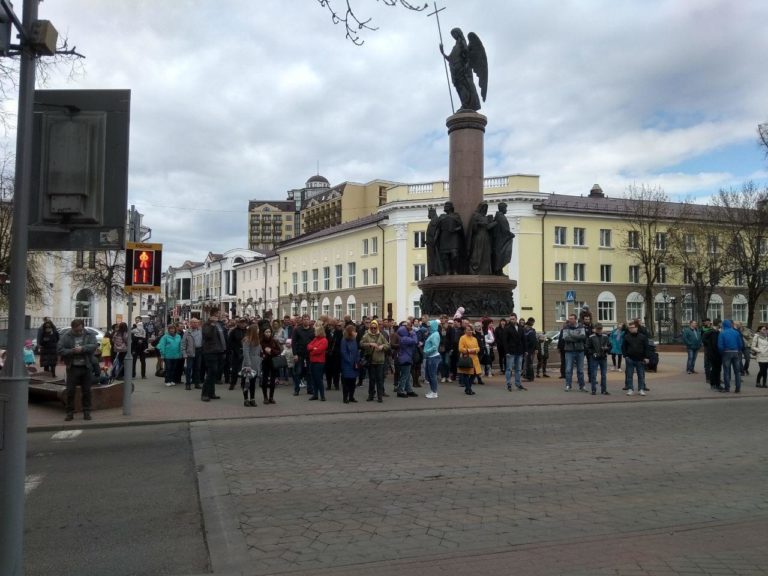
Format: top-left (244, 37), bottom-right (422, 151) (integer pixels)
top-left (686, 347), bottom-right (699, 373)
top-left (721, 350), bottom-right (742, 392)
top-left (397, 362), bottom-right (414, 393)
top-left (624, 357), bottom-right (646, 391)
top-left (588, 355), bottom-right (608, 393)
top-left (564, 350), bottom-right (585, 390)
top-left (505, 353), bottom-right (524, 390)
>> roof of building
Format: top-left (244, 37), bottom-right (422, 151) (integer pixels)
top-left (248, 199), bottom-right (296, 212)
top-left (534, 190), bottom-right (706, 219)
top-left (279, 212), bottom-right (388, 248)
top-left (306, 174), bottom-right (329, 185)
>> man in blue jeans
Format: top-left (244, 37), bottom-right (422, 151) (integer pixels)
top-left (682, 320), bottom-right (702, 374)
top-left (503, 313), bottom-right (527, 391)
top-left (622, 320), bottom-right (650, 395)
top-left (562, 313), bottom-right (587, 391)
top-left (718, 319), bottom-right (743, 393)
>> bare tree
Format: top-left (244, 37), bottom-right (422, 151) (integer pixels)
top-left (67, 250), bottom-right (126, 326)
top-left (620, 184), bottom-right (687, 337)
top-left (711, 181), bottom-right (768, 329)
top-left (667, 218), bottom-right (734, 323)
top-left (760, 122), bottom-right (768, 159)
top-left (317, 0), bottom-right (428, 45)
top-left (0, 152), bottom-right (48, 311)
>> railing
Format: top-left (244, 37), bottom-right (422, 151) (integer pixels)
top-left (408, 183), bottom-right (433, 195)
top-left (0, 316), bottom-right (94, 330)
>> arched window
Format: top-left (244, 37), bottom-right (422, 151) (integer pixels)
top-left (346, 295), bottom-right (357, 321)
top-left (625, 292), bottom-right (644, 324)
top-left (596, 291), bottom-right (616, 325)
top-left (333, 296), bottom-right (343, 320)
top-left (75, 289), bottom-right (92, 321)
top-left (732, 294), bottom-right (748, 323)
top-left (707, 294), bottom-right (724, 322)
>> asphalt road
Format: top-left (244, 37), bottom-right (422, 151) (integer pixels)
top-left (24, 423), bottom-right (209, 576)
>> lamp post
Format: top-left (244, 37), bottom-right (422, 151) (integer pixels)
top-left (658, 287), bottom-right (669, 343)
top-left (670, 296), bottom-right (677, 343)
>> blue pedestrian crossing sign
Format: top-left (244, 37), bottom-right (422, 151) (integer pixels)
top-left (566, 290), bottom-right (576, 303)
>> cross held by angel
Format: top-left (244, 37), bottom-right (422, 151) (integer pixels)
top-left (440, 28), bottom-right (488, 112)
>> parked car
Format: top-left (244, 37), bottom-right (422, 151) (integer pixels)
top-left (32, 326), bottom-right (105, 351)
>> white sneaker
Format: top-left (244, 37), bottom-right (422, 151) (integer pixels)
top-left (165, 382), bottom-right (174, 387)
top-left (440, 377), bottom-right (447, 383)
top-left (626, 389), bottom-right (634, 396)
top-left (639, 390), bottom-right (646, 396)
top-left (433, 393), bottom-right (438, 398)
top-left (425, 391), bottom-right (435, 398)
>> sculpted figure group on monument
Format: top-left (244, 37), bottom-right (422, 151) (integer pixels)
top-left (426, 201), bottom-right (514, 278)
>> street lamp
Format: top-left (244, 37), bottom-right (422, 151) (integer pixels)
top-left (670, 296), bottom-right (677, 343)
top-left (658, 287), bottom-right (669, 343)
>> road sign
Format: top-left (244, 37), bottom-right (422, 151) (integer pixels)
top-left (566, 290), bottom-right (576, 303)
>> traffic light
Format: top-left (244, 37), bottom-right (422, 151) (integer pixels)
top-left (125, 242), bottom-right (162, 293)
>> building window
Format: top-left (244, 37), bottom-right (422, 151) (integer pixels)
top-left (323, 267), bottom-right (330, 291)
top-left (655, 264), bottom-right (667, 284)
top-left (299, 270), bottom-right (306, 292)
top-left (348, 263), bottom-right (356, 289)
top-left (600, 264), bottom-right (612, 283)
top-left (371, 267), bottom-right (378, 285)
top-left (733, 271), bottom-right (744, 286)
top-left (414, 264), bottom-right (426, 282)
top-left (555, 301), bottom-right (566, 322)
top-left (347, 302), bottom-right (356, 321)
top-left (283, 257), bottom-right (287, 271)
top-left (363, 269), bottom-right (369, 286)
top-left (708, 236), bottom-right (718, 254)
top-left (684, 234), bottom-right (696, 252)
top-left (573, 263), bottom-right (585, 282)
top-left (322, 303), bottom-right (330, 316)
top-left (655, 232), bottom-right (667, 251)
top-left (733, 302), bottom-right (747, 323)
top-left (361, 302), bottom-right (369, 318)
top-left (683, 267), bottom-right (694, 284)
top-left (412, 300), bottom-right (421, 318)
top-left (312, 269), bottom-right (319, 292)
top-left (371, 237), bottom-right (378, 255)
top-left (334, 302), bottom-right (342, 318)
top-left (554, 226), bottom-right (566, 245)
top-left (629, 265), bottom-right (640, 284)
top-left (573, 227), bottom-right (585, 246)
top-left (362, 238), bottom-right (369, 255)
top-left (761, 304), bottom-right (768, 323)
top-left (292, 272), bottom-right (298, 294)
top-left (414, 231), bottom-right (426, 248)
top-left (335, 265), bottom-right (342, 289)
top-left (627, 231), bottom-right (639, 249)
top-left (707, 300), bottom-right (723, 322)
top-left (555, 262), bottom-right (567, 281)
top-left (599, 229), bottom-right (612, 248)
top-left (627, 301), bottom-right (643, 321)
top-left (371, 302), bottom-right (379, 317)
top-left (597, 301), bottom-right (615, 323)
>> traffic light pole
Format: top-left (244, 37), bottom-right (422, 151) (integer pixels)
top-left (0, 2), bottom-right (39, 574)
top-left (122, 205), bottom-right (140, 415)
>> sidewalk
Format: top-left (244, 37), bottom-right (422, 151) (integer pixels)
top-left (27, 351), bottom-right (765, 431)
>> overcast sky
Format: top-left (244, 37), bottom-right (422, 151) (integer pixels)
top-left (7, 0), bottom-right (768, 265)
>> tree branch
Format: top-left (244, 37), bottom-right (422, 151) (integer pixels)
top-left (317, 0), bottom-right (428, 45)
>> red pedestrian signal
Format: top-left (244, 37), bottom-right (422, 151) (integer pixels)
top-left (125, 242), bottom-right (162, 293)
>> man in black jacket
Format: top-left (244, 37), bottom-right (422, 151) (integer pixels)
top-left (622, 320), bottom-right (651, 396)
top-left (201, 310), bottom-right (226, 402)
top-left (504, 313), bottom-right (527, 391)
top-left (227, 317), bottom-right (247, 389)
top-left (291, 315), bottom-right (315, 395)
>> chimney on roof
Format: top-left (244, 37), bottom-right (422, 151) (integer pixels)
top-left (589, 184), bottom-right (604, 198)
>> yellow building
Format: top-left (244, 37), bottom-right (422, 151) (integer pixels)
top-left (247, 200), bottom-right (297, 252)
top-left (301, 178), bottom-right (396, 235)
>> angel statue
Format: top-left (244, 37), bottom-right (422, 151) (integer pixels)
top-left (440, 28), bottom-right (488, 112)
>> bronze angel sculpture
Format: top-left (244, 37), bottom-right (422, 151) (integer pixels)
top-left (440, 28), bottom-right (488, 112)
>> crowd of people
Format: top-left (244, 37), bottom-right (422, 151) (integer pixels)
top-left (33, 303), bottom-right (767, 422)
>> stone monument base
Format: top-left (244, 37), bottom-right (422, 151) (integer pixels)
top-left (418, 275), bottom-right (517, 318)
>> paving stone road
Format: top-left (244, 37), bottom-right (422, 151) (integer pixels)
top-left (193, 397), bottom-right (768, 576)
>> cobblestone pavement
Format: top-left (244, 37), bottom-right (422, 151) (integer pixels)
top-left (194, 397), bottom-right (768, 576)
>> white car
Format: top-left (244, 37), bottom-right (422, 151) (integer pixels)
top-left (58, 326), bottom-right (105, 344)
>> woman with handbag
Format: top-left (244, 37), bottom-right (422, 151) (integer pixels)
top-left (458, 323), bottom-right (481, 395)
top-left (751, 325), bottom-right (768, 388)
top-left (307, 324), bottom-right (328, 401)
top-left (240, 324), bottom-right (262, 406)
top-left (259, 327), bottom-right (282, 404)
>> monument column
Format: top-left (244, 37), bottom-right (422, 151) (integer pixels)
top-left (447, 111), bottom-right (487, 231)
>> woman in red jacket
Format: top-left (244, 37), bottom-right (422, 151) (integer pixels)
top-left (307, 324), bottom-right (328, 401)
